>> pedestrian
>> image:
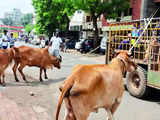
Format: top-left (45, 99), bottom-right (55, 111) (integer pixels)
top-left (49, 32), bottom-right (62, 59)
top-left (9, 33), bottom-right (16, 48)
top-left (119, 32), bottom-right (131, 50)
top-left (2, 30), bottom-right (9, 49)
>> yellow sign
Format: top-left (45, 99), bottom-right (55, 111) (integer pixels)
top-left (13, 32), bottom-right (18, 38)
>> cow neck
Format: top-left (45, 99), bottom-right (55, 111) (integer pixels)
top-left (116, 56), bottom-right (127, 75)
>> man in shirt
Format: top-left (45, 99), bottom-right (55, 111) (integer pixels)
top-left (9, 33), bottom-right (16, 48)
top-left (2, 30), bottom-right (9, 49)
top-left (49, 33), bottom-right (62, 58)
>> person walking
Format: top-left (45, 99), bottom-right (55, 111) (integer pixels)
top-left (9, 33), bottom-right (16, 48)
top-left (2, 30), bottom-right (9, 49)
top-left (49, 33), bottom-right (62, 58)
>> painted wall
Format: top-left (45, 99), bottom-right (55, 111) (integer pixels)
top-left (132, 0), bottom-right (142, 20)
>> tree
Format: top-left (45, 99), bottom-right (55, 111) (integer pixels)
top-left (1, 16), bottom-right (14, 26)
top-left (21, 13), bottom-right (33, 27)
top-left (32, 0), bottom-right (76, 38)
top-left (73, 0), bottom-right (129, 47)
top-left (25, 24), bottom-right (33, 35)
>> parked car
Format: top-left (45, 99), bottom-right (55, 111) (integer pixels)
top-left (75, 39), bottom-right (85, 51)
top-left (31, 38), bottom-right (41, 45)
top-left (100, 36), bottom-right (108, 54)
top-left (40, 39), bottom-right (46, 48)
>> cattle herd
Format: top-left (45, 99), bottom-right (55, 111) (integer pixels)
top-left (0, 46), bottom-right (137, 120)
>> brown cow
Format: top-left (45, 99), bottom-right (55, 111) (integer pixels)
top-left (0, 47), bottom-right (20, 86)
top-left (56, 50), bottom-right (137, 120)
top-left (12, 46), bottom-right (61, 82)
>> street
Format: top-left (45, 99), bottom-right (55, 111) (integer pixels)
top-left (0, 41), bottom-right (160, 120)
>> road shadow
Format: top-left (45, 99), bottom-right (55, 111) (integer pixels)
top-left (5, 77), bottom-right (65, 87)
top-left (144, 88), bottom-right (160, 104)
top-left (124, 85), bottom-right (160, 104)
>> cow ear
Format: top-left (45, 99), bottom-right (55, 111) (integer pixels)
top-left (127, 51), bottom-right (133, 57)
top-left (114, 50), bottom-right (121, 57)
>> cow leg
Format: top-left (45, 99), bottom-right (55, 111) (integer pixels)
top-left (64, 98), bottom-right (76, 120)
top-left (0, 72), bottom-right (1, 84)
top-left (1, 72), bottom-right (6, 87)
top-left (111, 98), bottom-right (121, 115)
top-left (43, 68), bottom-right (48, 79)
top-left (18, 64), bottom-right (28, 82)
top-left (40, 68), bottom-right (43, 82)
top-left (12, 62), bottom-right (19, 82)
top-left (105, 109), bottom-right (114, 120)
top-left (64, 97), bottom-right (89, 120)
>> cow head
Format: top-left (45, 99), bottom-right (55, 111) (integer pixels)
top-left (54, 56), bottom-right (62, 69)
top-left (115, 50), bottom-right (137, 72)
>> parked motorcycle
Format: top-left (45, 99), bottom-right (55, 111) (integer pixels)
top-left (80, 39), bottom-right (93, 53)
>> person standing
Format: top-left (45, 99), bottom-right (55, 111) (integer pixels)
top-left (49, 33), bottom-right (62, 58)
top-left (2, 30), bottom-right (9, 49)
top-left (9, 33), bottom-right (16, 48)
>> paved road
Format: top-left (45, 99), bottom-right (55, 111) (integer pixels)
top-left (0, 41), bottom-right (160, 120)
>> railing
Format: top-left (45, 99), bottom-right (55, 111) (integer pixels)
top-left (106, 17), bottom-right (160, 71)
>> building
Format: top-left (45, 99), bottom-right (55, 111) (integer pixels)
top-left (4, 8), bottom-right (23, 26)
top-left (69, 10), bottom-right (102, 39)
top-left (69, 10), bottom-right (84, 31)
top-left (133, 0), bottom-right (160, 20)
top-left (102, 0), bottom-right (160, 32)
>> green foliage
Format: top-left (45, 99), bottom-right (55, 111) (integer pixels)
top-left (25, 24), bottom-right (33, 34)
top-left (73, 0), bottom-right (129, 19)
top-left (32, 0), bottom-right (76, 38)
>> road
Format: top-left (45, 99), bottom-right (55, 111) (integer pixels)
top-left (0, 41), bottom-right (160, 120)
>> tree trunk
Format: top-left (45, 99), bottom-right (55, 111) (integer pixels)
top-left (66, 16), bottom-right (70, 31)
top-left (92, 16), bottom-right (99, 48)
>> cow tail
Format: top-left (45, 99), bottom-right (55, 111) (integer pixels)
top-left (56, 83), bottom-right (73, 120)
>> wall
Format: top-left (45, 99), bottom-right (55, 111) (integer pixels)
top-left (132, 0), bottom-right (142, 20)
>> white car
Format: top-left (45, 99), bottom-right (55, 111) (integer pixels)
top-left (75, 39), bottom-right (85, 51)
top-left (100, 36), bottom-right (108, 54)
top-left (75, 41), bottom-right (81, 50)
top-left (40, 40), bottom-right (46, 48)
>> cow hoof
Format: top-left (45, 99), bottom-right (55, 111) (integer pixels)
top-left (45, 76), bottom-right (48, 79)
top-left (16, 80), bottom-right (19, 82)
top-left (40, 80), bottom-right (43, 82)
top-left (2, 83), bottom-right (6, 87)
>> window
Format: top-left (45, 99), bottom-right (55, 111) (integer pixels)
top-left (86, 16), bottom-right (91, 22)
top-left (77, 10), bottom-right (82, 14)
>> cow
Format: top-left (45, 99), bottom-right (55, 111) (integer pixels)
top-left (56, 50), bottom-right (137, 120)
top-left (12, 46), bottom-right (61, 82)
top-left (0, 47), bottom-right (20, 86)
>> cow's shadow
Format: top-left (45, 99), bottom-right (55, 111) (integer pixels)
top-left (31, 77), bottom-right (65, 86)
top-left (5, 77), bottom-right (65, 87)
